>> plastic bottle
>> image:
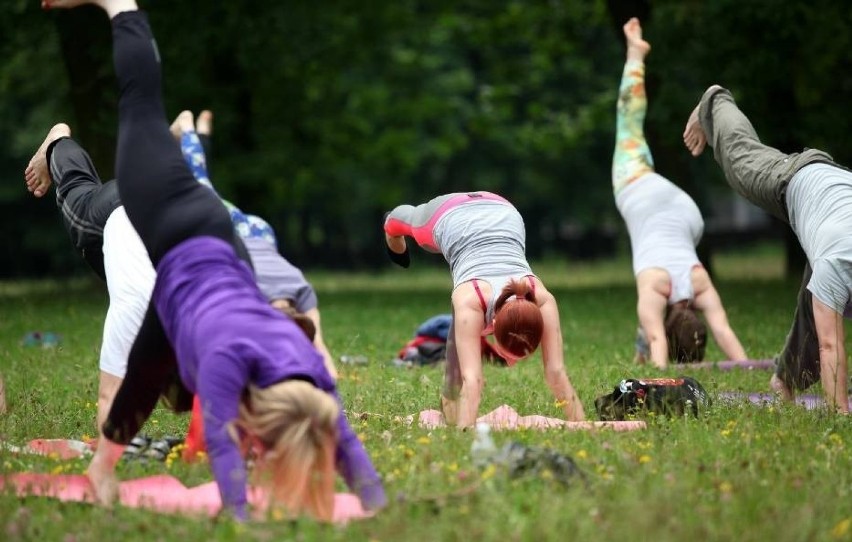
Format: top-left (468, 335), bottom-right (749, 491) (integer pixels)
top-left (471, 422), bottom-right (498, 468)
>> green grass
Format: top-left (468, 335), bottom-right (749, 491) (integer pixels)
top-left (1, 247), bottom-right (850, 542)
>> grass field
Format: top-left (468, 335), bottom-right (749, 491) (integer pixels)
top-left (0, 247), bottom-right (850, 542)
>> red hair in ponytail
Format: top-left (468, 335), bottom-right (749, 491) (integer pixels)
top-left (493, 279), bottom-right (544, 359)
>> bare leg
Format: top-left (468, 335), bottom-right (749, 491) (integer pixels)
top-left (169, 110), bottom-right (195, 142)
top-left (24, 123), bottom-right (71, 198)
top-left (196, 110), bottom-right (213, 136)
top-left (683, 84), bottom-right (723, 157)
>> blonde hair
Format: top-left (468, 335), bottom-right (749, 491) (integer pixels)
top-left (236, 380), bottom-right (339, 520)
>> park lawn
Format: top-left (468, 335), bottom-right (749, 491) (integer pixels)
top-left (0, 248), bottom-right (850, 542)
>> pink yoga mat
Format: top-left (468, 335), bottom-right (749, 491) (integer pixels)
top-left (680, 359), bottom-right (775, 371)
top-left (719, 392), bottom-right (852, 410)
top-left (0, 473), bottom-right (369, 524)
top-left (416, 405), bottom-right (646, 431)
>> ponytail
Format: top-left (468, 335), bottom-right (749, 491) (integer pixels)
top-left (493, 279), bottom-right (544, 359)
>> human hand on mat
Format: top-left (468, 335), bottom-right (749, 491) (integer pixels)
top-left (86, 437), bottom-right (124, 507)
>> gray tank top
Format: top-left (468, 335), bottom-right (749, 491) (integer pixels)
top-left (432, 199), bottom-right (533, 289)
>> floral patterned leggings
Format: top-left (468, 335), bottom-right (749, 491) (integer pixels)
top-left (612, 59), bottom-right (654, 196)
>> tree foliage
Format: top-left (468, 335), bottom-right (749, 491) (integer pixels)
top-left (0, 0), bottom-right (849, 276)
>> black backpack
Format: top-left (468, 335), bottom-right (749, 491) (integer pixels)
top-left (595, 376), bottom-right (710, 421)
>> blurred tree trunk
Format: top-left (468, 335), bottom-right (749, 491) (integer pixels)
top-left (55, 7), bottom-right (116, 179)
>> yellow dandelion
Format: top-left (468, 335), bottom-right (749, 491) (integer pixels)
top-left (720, 429), bottom-right (732, 437)
top-left (416, 436), bottom-right (431, 445)
top-left (576, 450), bottom-right (588, 460)
top-left (447, 462), bottom-right (458, 472)
top-left (638, 455), bottom-right (651, 464)
top-left (50, 465), bottom-right (64, 475)
top-left (719, 481), bottom-right (733, 494)
top-left (830, 518), bottom-right (850, 540)
top-left (540, 469), bottom-right (553, 480)
top-left (480, 464), bottom-right (496, 481)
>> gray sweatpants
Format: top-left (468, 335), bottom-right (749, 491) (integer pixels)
top-left (696, 86), bottom-right (834, 390)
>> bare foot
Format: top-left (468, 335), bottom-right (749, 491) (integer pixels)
top-left (41, 0), bottom-right (94, 9)
top-left (25, 123), bottom-right (71, 198)
top-left (44, 0), bottom-right (139, 19)
top-left (169, 110), bottom-right (195, 142)
top-left (623, 17), bottom-right (651, 62)
top-left (196, 110), bottom-right (213, 136)
top-left (770, 373), bottom-right (794, 402)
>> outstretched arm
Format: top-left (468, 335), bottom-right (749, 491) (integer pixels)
top-left (443, 292), bottom-right (485, 428)
top-left (812, 299), bottom-right (850, 414)
top-left (694, 285), bottom-right (747, 361)
top-left (304, 308), bottom-right (338, 380)
top-left (636, 286), bottom-right (669, 369)
top-left (538, 289), bottom-right (585, 421)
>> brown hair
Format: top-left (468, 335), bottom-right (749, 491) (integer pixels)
top-left (235, 380), bottom-right (339, 520)
top-left (492, 279), bottom-right (544, 359)
top-left (664, 304), bottom-right (707, 363)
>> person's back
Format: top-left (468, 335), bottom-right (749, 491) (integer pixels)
top-left (617, 172), bottom-right (703, 281)
top-left (432, 195), bottom-right (531, 287)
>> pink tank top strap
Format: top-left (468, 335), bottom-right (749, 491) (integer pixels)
top-left (471, 279), bottom-right (488, 313)
top-left (526, 275), bottom-right (536, 296)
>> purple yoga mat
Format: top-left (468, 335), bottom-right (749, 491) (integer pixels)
top-left (681, 359), bottom-right (775, 371)
top-left (719, 392), bottom-right (852, 410)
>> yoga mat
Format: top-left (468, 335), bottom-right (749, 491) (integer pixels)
top-left (718, 392), bottom-right (852, 410)
top-left (0, 439), bottom-right (93, 459)
top-left (0, 473), bottom-right (369, 524)
top-left (415, 405), bottom-right (646, 431)
top-left (679, 359), bottom-right (775, 371)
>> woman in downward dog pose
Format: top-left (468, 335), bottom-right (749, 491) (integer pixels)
top-left (612, 18), bottom-right (746, 369)
top-left (44, 0), bottom-right (386, 520)
top-left (384, 192), bottom-right (586, 427)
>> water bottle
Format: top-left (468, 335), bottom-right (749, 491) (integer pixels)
top-left (471, 422), bottom-right (498, 468)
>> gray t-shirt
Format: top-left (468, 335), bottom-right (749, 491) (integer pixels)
top-left (786, 163), bottom-right (852, 317)
top-left (243, 236), bottom-right (318, 313)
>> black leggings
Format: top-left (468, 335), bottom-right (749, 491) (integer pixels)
top-left (47, 138), bottom-right (121, 280)
top-left (102, 12), bottom-right (239, 443)
top-left (111, 12), bottom-right (239, 264)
